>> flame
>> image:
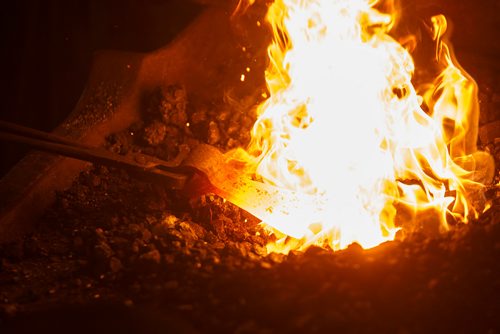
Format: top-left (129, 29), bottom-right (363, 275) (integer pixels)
top-left (231, 0), bottom-right (494, 252)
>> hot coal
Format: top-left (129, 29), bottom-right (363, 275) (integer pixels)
top-left (0, 69), bottom-right (499, 333)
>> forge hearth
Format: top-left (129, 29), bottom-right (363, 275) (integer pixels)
top-left (1, 2), bottom-right (499, 333)
top-left (0, 6), bottom-right (267, 244)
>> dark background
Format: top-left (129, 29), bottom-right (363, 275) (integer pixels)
top-left (0, 0), bottom-right (202, 177)
top-left (0, 0), bottom-right (498, 177)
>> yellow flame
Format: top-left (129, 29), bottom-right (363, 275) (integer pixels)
top-left (231, 0), bottom-right (494, 252)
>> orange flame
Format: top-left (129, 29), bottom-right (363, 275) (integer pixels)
top-left (231, 0), bottom-right (494, 252)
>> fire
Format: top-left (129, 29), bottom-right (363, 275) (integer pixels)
top-left (230, 0), bottom-right (494, 252)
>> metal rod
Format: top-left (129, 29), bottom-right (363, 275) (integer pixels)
top-left (0, 121), bottom-right (190, 189)
top-left (0, 120), bottom-right (90, 149)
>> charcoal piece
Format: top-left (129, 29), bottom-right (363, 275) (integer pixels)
top-left (143, 121), bottom-right (167, 146)
top-left (159, 85), bottom-right (188, 127)
top-left (207, 121), bottom-right (221, 145)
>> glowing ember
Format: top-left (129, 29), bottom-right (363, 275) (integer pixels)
top-left (230, 0), bottom-right (494, 252)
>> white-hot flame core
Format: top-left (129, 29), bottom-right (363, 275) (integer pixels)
top-left (233, 0), bottom-right (493, 252)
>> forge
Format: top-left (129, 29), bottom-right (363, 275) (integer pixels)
top-left (0, 0), bottom-right (499, 333)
